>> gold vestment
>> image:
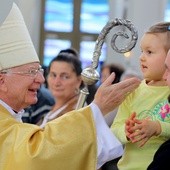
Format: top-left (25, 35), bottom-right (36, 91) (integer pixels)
top-left (0, 105), bottom-right (97, 170)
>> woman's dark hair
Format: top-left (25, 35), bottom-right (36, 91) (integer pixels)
top-left (48, 48), bottom-right (83, 88)
top-left (49, 52), bottom-right (82, 76)
top-left (59, 48), bottom-right (79, 58)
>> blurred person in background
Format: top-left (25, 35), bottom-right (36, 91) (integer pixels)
top-left (100, 63), bottom-right (125, 126)
top-left (101, 63), bottom-right (125, 85)
top-left (120, 67), bottom-right (143, 81)
top-left (38, 49), bottom-right (84, 127)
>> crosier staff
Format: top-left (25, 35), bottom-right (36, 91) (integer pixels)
top-left (76, 18), bottom-right (138, 109)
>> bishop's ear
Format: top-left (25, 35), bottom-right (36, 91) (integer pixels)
top-left (0, 74), bottom-right (8, 92)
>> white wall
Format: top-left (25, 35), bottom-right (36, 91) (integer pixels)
top-left (0, 0), bottom-right (13, 25)
top-left (16, 0), bottom-right (41, 53)
top-left (0, 0), bottom-right (41, 54)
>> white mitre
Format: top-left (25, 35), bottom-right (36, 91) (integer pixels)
top-left (0, 3), bottom-right (39, 71)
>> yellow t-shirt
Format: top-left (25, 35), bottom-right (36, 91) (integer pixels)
top-left (111, 80), bottom-right (170, 170)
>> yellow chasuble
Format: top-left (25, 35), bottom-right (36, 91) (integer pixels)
top-left (0, 104), bottom-right (97, 170)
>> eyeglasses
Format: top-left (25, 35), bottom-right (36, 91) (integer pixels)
top-left (0, 67), bottom-right (44, 77)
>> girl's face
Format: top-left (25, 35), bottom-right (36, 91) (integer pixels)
top-left (47, 61), bottom-right (82, 101)
top-left (139, 33), bottom-right (167, 82)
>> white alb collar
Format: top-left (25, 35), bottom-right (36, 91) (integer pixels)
top-left (0, 99), bottom-right (24, 122)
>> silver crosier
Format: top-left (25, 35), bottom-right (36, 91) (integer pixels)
top-left (76, 18), bottom-right (138, 109)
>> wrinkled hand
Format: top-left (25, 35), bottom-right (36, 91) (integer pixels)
top-left (93, 73), bottom-right (141, 115)
top-left (127, 118), bottom-right (161, 147)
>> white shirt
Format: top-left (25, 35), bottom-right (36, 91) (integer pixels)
top-left (0, 99), bottom-right (24, 122)
top-left (90, 103), bottom-right (123, 169)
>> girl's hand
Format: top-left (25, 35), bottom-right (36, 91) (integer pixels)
top-left (125, 112), bottom-right (136, 140)
top-left (128, 119), bottom-right (161, 147)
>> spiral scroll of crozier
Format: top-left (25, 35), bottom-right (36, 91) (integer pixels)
top-left (76, 18), bottom-right (138, 109)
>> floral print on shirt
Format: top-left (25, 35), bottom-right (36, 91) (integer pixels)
top-left (138, 100), bottom-right (170, 122)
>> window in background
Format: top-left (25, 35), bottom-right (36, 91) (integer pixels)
top-left (165, 0), bottom-right (170, 21)
top-left (44, 39), bottom-right (71, 66)
top-left (80, 0), bottom-right (109, 33)
top-left (80, 40), bottom-right (106, 69)
top-left (40, 0), bottom-right (109, 68)
top-left (44, 0), bottom-right (73, 32)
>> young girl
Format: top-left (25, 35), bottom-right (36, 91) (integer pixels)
top-left (111, 22), bottom-right (170, 170)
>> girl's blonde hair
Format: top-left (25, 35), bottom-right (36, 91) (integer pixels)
top-left (146, 22), bottom-right (170, 52)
